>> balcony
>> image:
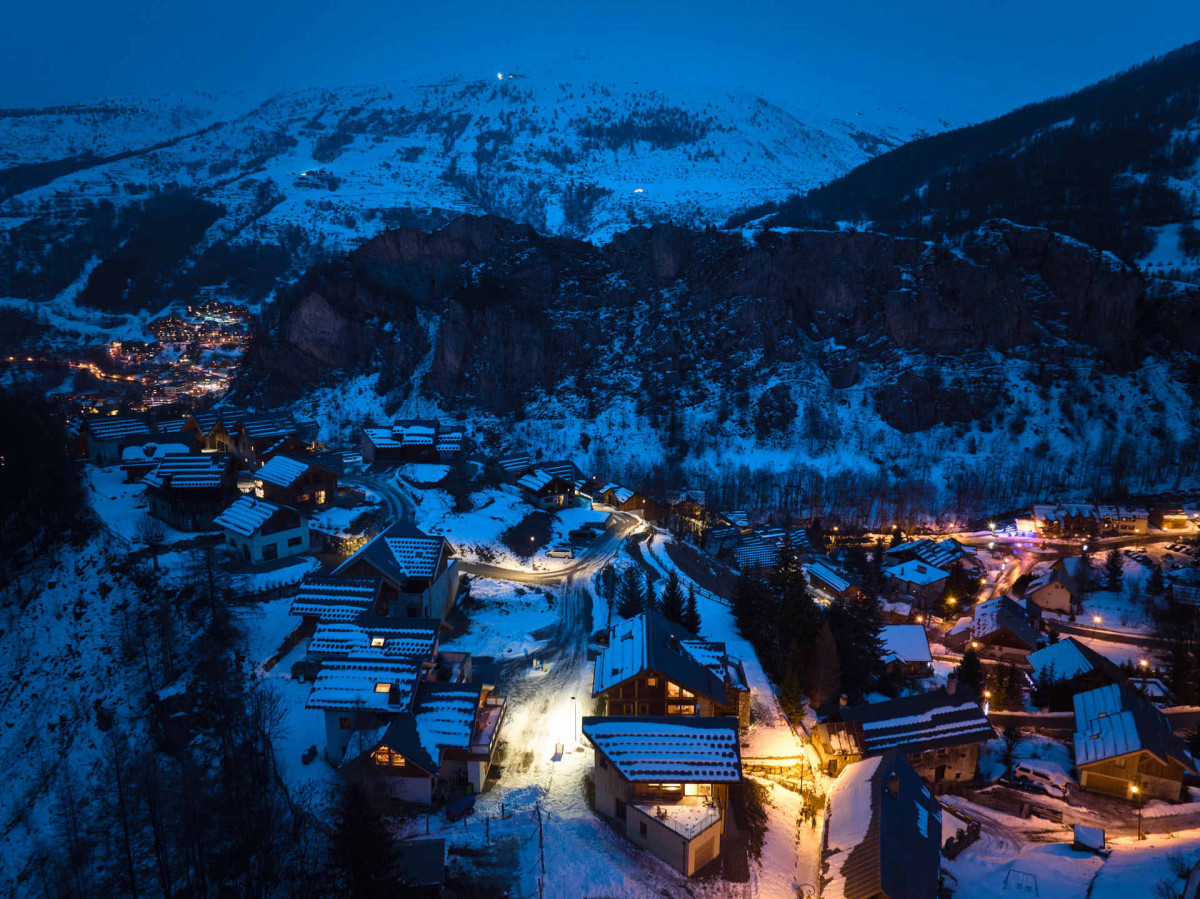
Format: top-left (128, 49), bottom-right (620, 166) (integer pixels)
top-left (631, 796), bottom-right (722, 839)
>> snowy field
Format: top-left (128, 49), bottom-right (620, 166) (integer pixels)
top-left (85, 464), bottom-right (201, 545)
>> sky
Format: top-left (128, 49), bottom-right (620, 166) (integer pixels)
top-left (3, 1), bottom-right (1199, 123)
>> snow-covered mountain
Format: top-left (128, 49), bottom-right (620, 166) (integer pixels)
top-left (0, 76), bottom-right (951, 316)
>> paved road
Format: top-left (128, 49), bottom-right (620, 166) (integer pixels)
top-left (461, 513), bottom-right (642, 585)
top-left (342, 468), bottom-right (417, 524)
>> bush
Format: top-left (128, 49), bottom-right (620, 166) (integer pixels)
top-left (500, 511), bottom-right (556, 558)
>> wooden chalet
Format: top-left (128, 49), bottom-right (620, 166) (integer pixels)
top-left (516, 469), bottom-right (574, 510)
top-left (592, 610), bottom-right (750, 729)
top-left (813, 688), bottom-right (995, 785)
top-left (821, 750), bottom-right (942, 899)
top-left (213, 495), bottom-right (309, 563)
top-left (360, 419), bottom-right (466, 464)
top-left (946, 595), bottom-right (1041, 660)
top-left (332, 521), bottom-right (460, 622)
top-left (1028, 638), bottom-right (1125, 695)
top-left (253, 454), bottom-right (338, 510)
top-left (582, 716), bottom-right (741, 877)
top-left (1074, 683), bottom-right (1195, 801)
top-left (142, 453), bottom-right (240, 531)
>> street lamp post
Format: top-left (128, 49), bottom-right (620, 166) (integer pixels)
top-left (1092, 614), bottom-right (1102, 641)
top-left (571, 695), bottom-right (578, 744)
top-left (1132, 784), bottom-right (1144, 840)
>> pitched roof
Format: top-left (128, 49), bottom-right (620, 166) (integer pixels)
top-left (498, 451), bottom-right (533, 473)
top-left (1029, 638), bottom-right (1121, 684)
top-left (593, 610), bottom-right (731, 704)
top-left (305, 660), bottom-right (422, 712)
top-left (121, 442), bottom-right (190, 463)
top-left (85, 415), bottom-right (152, 442)
top-left (880, 625), bottom-right (932, 666)
top-left (517, 469), bottom-right (570, 493)
top-left (363, 427), bottom-right (402, 449)
top-left (333, 521), bottom-right (448, 586)
top-left (883, 559), bottom-right (948, 586)
top-left (141, 453), bottom-right (232, 490)
top-left (239, 414), bottom-right (298, 440)
top-left (213, 495), bottom-right (289, 537)
top-left (308, 621), bottom-right (439, 660)
top-left (809, 561), bottom-right (853, 594)
top-left (254, 454), bottom-right (310, 488)
top-left (1073, 683), bottom-right (1195, 770)
top-left (838, 688), bottom-right (995, 756)
top-left (971, 595), bottom-right (1039, 649)
top-left (289, 576), bottom-right (382, 621)
top-left (885, 538), bottom-right (975, 571)
top-left (581, 716), bottom-right (742, 783)
top-left (823, 751), bottom-right (942, 899)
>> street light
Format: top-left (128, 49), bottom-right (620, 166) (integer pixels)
top-left (571, 695), bottom-right (578, 744)
top-left (1132, 784), bottom-right (1145, 840)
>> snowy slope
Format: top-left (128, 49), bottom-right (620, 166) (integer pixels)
top-left (0, 75), bottom-right (951, 317)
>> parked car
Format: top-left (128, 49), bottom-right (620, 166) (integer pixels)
top-left (1012, 763), bottom-right (1070, 799)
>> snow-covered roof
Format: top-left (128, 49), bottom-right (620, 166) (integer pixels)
top-left (240, 414), bottom-right (298, 440)
top-left (121, 442), bottom-right (190, 463)
top-left (885, 538), bottom-right (975, 571)
top-left (498, 451), bottom-right (533, 473)
top-left (141, 453), bottom-right (231, 490)
top-left (838, 688), bottom-right (995, 756)
top-left (823, 751), bottom-right (941, 899)
top-left (308, 621), bottom-right (439, 660)
top-left (254, 454), bottom-right (310, 488)
top-left (517, 469), bottom-right (563, 493)
top-left (606, 486), bottom-right (634, 504)
top-left (1073, 683), bottom-right (1194, 771)
top-left (1028, 638), bottom-right (1113, 683)
top-left (735, 534), bottom-right (778, 569)
top-left (883, 559), bottom-right (948, 586)
top-left (289, 576), bottom-right (381, 621)
top-left (1033, 502), bottom-right (1097, 522)
top-left (213, 495), bottom-right (286, 537)
top-left (305, 660), bottom-right (422, 712)
top-left (86, 415), bottom-right (152, 442)
top-left (581, 716), bottom-right (741, 783)
top-left (333, 521), bottom-right (448, 587)
top-left (970, 595), bottom-right (1039, 649)
top-left (880, 625), bottom-right (932, 665)
top-left (809, 561), bottom-right (852, 594)
top-left (593, 610), bottom-right (731, 704)
top-left (363, 427), bottom-right (402, 449)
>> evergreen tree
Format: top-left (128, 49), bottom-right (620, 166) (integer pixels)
top-left (617, 568), bottom-right (646, 619)
top-left (808, 622), bottom-right (841, 709)
top-left (660, 570), bottom-right (686, 626)
top-left (940, 561), bottom-right (978, 618)
top-left (683, 583), bottom-right (702, 634)
top-left (988, 662), bottom-right (1026, 711)
top-left (826, 595), bottom-right (886, 701)
top-left (1105, 549), bottom-right (1124, 592)
top-left (1147, 563), bottom-right (1166, 598)
top-left (956, 648), bottom-right (985, 695)
top-left (807, 517), bottom-right (826, 553)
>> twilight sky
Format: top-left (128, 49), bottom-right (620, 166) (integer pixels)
top-left (4, 1), bottom-right (1198, 122)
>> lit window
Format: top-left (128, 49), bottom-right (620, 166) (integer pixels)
top-left (370, 637), bottom-right (386, 648)
top-left (646, 677), bottom-right (658, 687)
top-left (374, 682), bottom-right (390, 693)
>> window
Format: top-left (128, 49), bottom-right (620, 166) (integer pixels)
top-left (599, 755), bottom-right (608, 769)
top-left (374, 682), bottom-right (391, 693)
top-left (646, 677), bottom-right (658, 687)
top-left (339, 717), bottom-right (353, 730)
top-left (667, 683), bottom-right (694, 699)
top-left (287, 536), bottom-right (302, 547)
top-left (667, 704), bottom-right (695, 716)
top-left (371, 637), bottom-right (386, 648)
top-left (262, 543), bottom-right (278, 561)
top-left (639, 822), bottom-right (647, 837)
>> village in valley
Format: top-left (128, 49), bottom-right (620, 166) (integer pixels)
top-left (12, 398), bottom-right (1200, 898)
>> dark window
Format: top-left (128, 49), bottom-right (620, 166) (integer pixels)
top-left (616, 800), bottom-right (626, 822)
top-left (599, 755), bottom-right (608, 769)
top-left (262, 543), bottom-right (278, 561)
top-left (639, 822), bottom-right (647, 837)
top-left (339, 717), bottom-right (352, 730)
top-left (287, 536), bottom-right (302, 547)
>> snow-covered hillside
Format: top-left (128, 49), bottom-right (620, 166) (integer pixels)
top-left (0, 75), bottom-right (950, 317)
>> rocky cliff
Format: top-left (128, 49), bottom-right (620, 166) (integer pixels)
top-left (248, 214), bottom-right (1192, 437)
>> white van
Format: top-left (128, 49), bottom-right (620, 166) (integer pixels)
top-left (1013, 763), bottom-right (1069, 799)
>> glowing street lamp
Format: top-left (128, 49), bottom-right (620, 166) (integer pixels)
top-left (1131, 784), bottom-right (1145, 840)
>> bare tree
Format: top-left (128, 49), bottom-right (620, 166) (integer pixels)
top-left (136, 515), bottom-right (167, 571)
top-left (1000, 721), bottom-right (1024, 778)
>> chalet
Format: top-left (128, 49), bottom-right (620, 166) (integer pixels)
top-left (1031, 503), bottom-right (1098, 538)
top-left (253, 454), bottom-right (338, 510)
top-left (1024, 565), bottom-right (1078, 614)
top-left (582, 716), bottom-right (742, 877)
top-left (600, 485), bottom-right (648, 515)
top-left (332, 521), bottom-right (460, 622)
top-left (813, 688), bottom-right (995, 784)
top-left (306, 658), bottom-right (424, 762)
top-left (360, 419), bottom-right (467, 464)
top-left (290, 576), bottom-right (386, 623)
top-left (593, 610), bottom-right (750, 729)
top-left (821, 750), bottom-right (942, 899)
top-left (703, 520), bottom-right (745, 560)
top-left (734, 528), bottom-right (810, 576)
top-left (1073, 683), bottom-right (1195, 801)
top-left (882, 559), bottom-right (948, 610)
top-left (182, 407), bottom-right (246, 451)
top-left (947, 595), bottom-right (1041, 660)
top-left (142, 453), bottom-right (240, 531)
top-left (533, 460), bottom-right (585, 484)
top-left (879, 625), bottom-right (932, 678)
top-left (1028, 638), bottom-right (1124, 695)
top-left (496, 451), bottom-right (533, 479)
top-left (352, 682), bottom-right (506, 803)
top-left (808, 560), bottom-right (861, 603)
top-left (885, 538), bottom-right (982, 576)
top-left (213, 495), bottom-right (309, 563)
top-left (1097, 505), bottom-right (1149, 536)
top-left (516, 469), bottom-right (574, 510)
top-left (83, 415), bottom-right (159, 465)
top-left (200, 411), bottom-right (313, 469)
top-left (119, 441), bottom-right (191, 481)
top-left (257, 433), bottom-right (310, 465)
top-left (667, 494), bottom-right (708, 540)
top-left (292, 618), bottom-right (444, 682)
